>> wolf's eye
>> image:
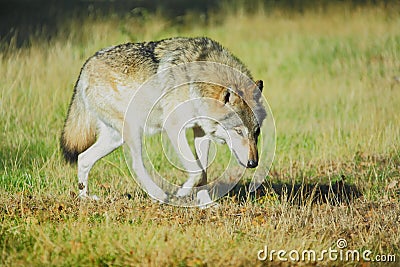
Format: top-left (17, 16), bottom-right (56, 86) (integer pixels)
top-left (235, 128), bottom-right (243, 136)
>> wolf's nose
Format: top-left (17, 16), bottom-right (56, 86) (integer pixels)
top-left (247, 160), bottom-right (258, 168)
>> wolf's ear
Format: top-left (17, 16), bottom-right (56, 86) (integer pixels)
top-left (255, 80), bottom-right (263, 92)
top-left (254, 80), bottom-right (263, 100)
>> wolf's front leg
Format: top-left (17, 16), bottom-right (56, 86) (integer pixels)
top-left (125, 130), bottom-right (168, 203)
top-left (165, 124), bottom-right (213, 206)
top-left (193, 127), bottom-right (214, 208)
top-left (177, 127), bottom-right (210, 195)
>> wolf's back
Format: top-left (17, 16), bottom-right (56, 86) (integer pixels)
top-left (60, 75), bottom-right (96, 163)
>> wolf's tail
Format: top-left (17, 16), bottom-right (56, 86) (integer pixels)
top-left (60, 79), bottom-right (96, 163)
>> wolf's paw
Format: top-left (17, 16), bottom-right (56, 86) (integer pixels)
top-left (196, 190), bottom-right (218, 209)
top-left (78, 193), bottom-right (100, 201)
top-left (89, 195), bottom-right (100, 201)
top-left (176, 187), bottom-right (192, 197)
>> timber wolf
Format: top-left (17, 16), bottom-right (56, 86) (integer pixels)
top-left (61, 37), bottom-right (266, 206)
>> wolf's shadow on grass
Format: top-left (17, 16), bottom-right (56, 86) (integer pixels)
top-left (225, 177), bottom-right (362, 206)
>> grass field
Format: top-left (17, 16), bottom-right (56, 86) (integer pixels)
top-left (1, 3), bottom-right (400, 266)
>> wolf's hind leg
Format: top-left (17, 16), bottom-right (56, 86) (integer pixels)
top-left (77, 121), bottom-right (123, 199)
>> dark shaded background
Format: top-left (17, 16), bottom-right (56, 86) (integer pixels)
top-left (0, 0), bottom-right (394, 47)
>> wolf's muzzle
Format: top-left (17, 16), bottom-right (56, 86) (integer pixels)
top-left (247, 159), bottom-right (258, 168)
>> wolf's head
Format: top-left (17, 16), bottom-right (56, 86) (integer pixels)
top-left (199, 80), bottom-right (266, 168)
